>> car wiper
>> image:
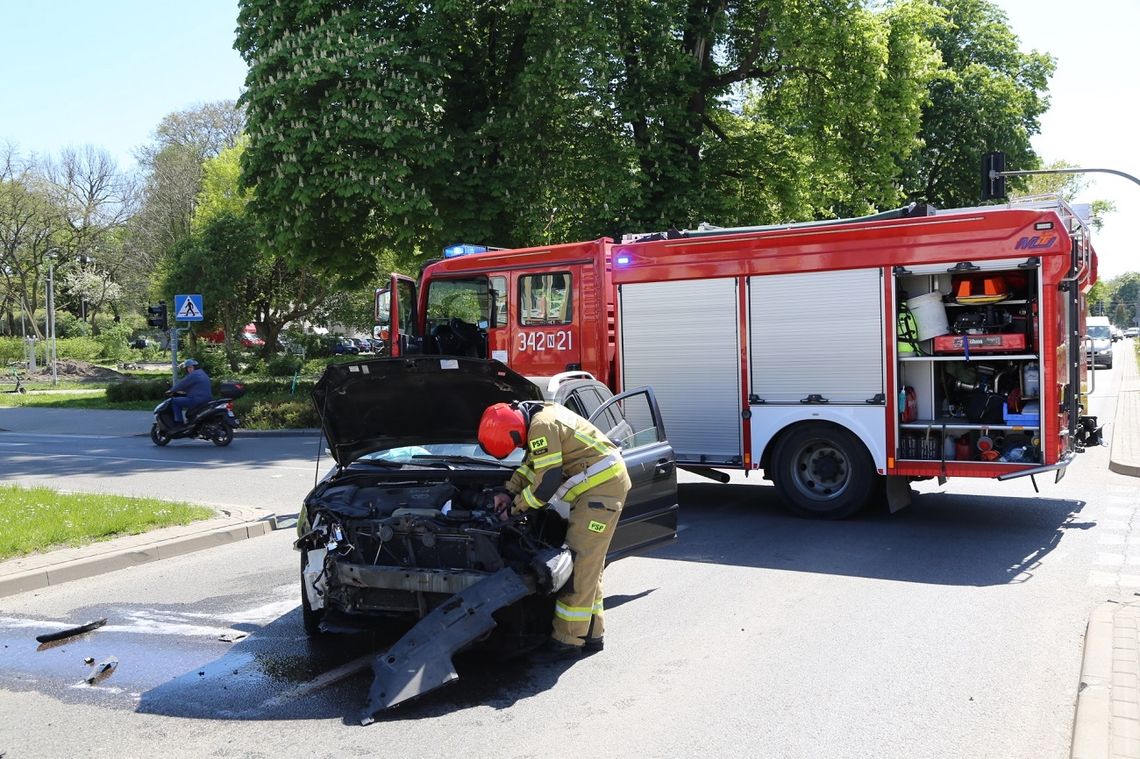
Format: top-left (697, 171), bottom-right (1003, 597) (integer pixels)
top-left (409, 455), bottom-right (515, 469)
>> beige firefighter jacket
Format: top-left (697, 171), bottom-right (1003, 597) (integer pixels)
top-left (504, 403), bottom-right (626, 515)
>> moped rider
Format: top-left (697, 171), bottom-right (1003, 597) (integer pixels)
top-left (169, 359), bottom-right (212, 424)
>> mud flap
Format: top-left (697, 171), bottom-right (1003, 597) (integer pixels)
top-left (361, 567), bottom-right (533, 723)
top-left (884, 475), bottom-right (914, 514)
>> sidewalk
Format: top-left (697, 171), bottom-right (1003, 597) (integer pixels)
top-left (1074, 344), bottom-right (1140, 759)
top-left (0, 407), bottom-right (299, 599)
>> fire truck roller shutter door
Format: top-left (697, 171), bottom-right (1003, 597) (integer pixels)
top-left (749, 268), bottom-right (884, 404)
top-left (620, 278), bottom-right (741, 463)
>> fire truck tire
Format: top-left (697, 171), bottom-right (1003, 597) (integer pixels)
top-left (771, 422), bottom-right (874, 520)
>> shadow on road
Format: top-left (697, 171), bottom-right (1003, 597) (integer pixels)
top-left (657, 481), bottom-right (1088, 586)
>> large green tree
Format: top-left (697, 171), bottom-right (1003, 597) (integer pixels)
top-left (164, 141), bottom-right (337, 366)
top-left (900, 0), bottom-right (1055, 207)
top-left (130, 101), bottom-right (246, 276)
top-left (235, 0), bottom-right (941, 278)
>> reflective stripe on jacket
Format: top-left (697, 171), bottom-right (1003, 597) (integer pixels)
top-left (506, 403), bottom-right (625, 514)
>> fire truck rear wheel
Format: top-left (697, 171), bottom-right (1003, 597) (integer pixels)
top-left (772, 422), bottom-right (874, 520)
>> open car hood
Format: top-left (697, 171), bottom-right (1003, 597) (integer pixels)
top-left (311, 357), bottom-right (542, 467)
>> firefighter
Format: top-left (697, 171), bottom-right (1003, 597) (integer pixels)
top-left (478, 400), bottom-right (631, 661)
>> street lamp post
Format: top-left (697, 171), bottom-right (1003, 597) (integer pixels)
top-left (47, 250), bottom-right (58, 386)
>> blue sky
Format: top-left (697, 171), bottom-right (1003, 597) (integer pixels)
top-left (1, 0), bottom-right (1136, 277)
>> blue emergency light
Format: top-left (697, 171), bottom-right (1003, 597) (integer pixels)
top-left (615, 253), bottom-right (631, 266)
top-left (444, 244), bottom-right (488, 258)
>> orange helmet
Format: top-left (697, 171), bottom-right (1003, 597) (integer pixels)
top-left (478, 403), bottom-right (527, 458)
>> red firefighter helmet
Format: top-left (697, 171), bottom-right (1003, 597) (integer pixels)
top-left (478, 403), bottom-right (527, 458)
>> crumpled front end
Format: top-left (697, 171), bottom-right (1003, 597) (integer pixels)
top-left (297, 475), bottom-right (573, 715)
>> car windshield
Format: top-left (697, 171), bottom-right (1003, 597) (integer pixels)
top-left (360, 443), bottom-right (524, 466)
top-left (1088, 326), bottom-right (1111, 339)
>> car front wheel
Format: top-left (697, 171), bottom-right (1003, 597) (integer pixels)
top-left (771, 422), bottom-right (874, 520)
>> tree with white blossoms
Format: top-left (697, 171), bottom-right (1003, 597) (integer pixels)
top-left (235, 0), bottom-right (1055, 281)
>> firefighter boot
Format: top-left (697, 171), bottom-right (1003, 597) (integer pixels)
top-left (531, 638), bottom-right (584, 664)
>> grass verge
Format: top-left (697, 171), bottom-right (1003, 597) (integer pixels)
top-left (0, 484), bottom-right (215, 560)
top-left (0, 391), bottom-right (156, 411)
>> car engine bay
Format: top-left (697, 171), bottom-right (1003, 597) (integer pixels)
top-left (296, 474), bottom-right (569, 642)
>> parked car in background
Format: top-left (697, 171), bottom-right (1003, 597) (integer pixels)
top-left (200, 323), bottom-right (265, 348)
top-left (1111, 326), bottom-right (1123, 342)
top-left (1125, 327), bottom-right (1139, 338)
top-left (331, 337), bottom-right (359, 355)
top-left (348, 337), bottom-right (373, 353)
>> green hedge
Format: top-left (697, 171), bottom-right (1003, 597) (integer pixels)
top-left (105, 380), bottom-right (170, 402)
top-left (236, 398), bottom-right (319, 429)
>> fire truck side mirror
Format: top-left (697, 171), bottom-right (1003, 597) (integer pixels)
top-left (981, 151), bottom-right (1007, 201)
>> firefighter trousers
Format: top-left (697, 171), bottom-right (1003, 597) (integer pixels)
top-left (550, 469), bottom-right (631, 647)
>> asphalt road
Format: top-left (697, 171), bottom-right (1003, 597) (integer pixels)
top-left (0, 355), bottom-right (1135, 758)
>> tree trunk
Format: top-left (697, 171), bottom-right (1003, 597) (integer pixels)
top-left (258, 321), bottom-right (281, 360)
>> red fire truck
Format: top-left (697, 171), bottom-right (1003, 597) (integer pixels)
top-left (376, 197), bottom-right (1102, 518)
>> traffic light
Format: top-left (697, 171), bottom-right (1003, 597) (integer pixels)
top-left (982, 151), bottom-right (1007, 201)
top-left (147, 303), bottom-right (168, 329)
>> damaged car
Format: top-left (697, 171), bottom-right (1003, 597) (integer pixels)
top-left (297, 357), bottom-right (678, 720)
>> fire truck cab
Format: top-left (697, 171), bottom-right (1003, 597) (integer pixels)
top-left (377, 197), bottom-right (1101, 519)
top-left (375, 239), bottom-right (617, 385)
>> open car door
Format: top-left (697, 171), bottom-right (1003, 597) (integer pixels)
top-left (558, 382), bottom-right (678, 559)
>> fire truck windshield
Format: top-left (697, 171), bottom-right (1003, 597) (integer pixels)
top-left (425, 278), bottom-right (493, 330)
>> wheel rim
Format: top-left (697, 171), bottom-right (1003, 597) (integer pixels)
top-left (789, 438), bottom-right (851, 503)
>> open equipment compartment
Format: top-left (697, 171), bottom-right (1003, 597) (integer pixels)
top-left (894, 258), bottom-right (1043, 466)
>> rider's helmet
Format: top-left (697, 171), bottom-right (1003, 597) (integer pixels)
top-left (179, 359), bottom-right (199, 370)
top-left (477, 403), bottom-right (527, 458)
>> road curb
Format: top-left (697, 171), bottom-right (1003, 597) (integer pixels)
top-left (240, 428), bottom-right (321, 437)
top-left (0, 511), bottom-right (278, 599)
top-left (1072, 603), bottom-right (1115, 759)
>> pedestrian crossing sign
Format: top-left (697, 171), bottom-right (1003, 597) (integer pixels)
top-left (174, 294), bottom-right (204, 322)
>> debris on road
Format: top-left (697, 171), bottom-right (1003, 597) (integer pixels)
top-left (217, 631), bottom-right (249, 643)
top-left (83, 656), bottom-right (118, 686)
top-left (34, 618), bottom-right (108, 645)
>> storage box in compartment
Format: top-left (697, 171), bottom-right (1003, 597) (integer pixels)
top-left (933, 333), bottom-right (1027, 354)
top-left (1002, 402), bottom-right (1040, 425)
